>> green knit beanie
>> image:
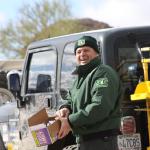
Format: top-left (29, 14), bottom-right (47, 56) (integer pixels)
top-left (74, 36), bottom-right (99, 54)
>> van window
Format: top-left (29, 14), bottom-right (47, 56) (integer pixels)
top-left (27, 49), bottom-right (56, 93)
top-left (115, 37), bottom-right (143, 101)
top-left (61, 42), bottom-right (76, 98)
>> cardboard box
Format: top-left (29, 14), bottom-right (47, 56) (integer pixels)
top-left (28, 108), bottom-right (61, 147)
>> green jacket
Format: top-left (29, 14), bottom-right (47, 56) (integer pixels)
top-left (65, 57), bottom-right (122, 142)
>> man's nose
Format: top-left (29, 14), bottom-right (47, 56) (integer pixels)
top-left (80, 51), bottom-right (86, 55)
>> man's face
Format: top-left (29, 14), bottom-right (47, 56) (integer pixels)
top-left (75, 46), bottom-right (98, 65)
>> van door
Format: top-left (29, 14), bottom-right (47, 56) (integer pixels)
top-left (20, 46), bottom-right (57, 150)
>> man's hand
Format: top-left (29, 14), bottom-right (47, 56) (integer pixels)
top-left (55, 108), bottom-right (70, 119)
top-left (58, 117), bottom-right (72, 139)
top-left (55, 108), bottom-right (72, 139)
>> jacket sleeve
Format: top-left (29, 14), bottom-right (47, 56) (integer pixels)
top-left (59, 90), bottom-right (72, 112)
top-left (68, 67), bottom-right (120, 129)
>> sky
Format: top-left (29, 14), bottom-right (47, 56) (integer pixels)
top-left (0, 0), bottom-right (150, 59)
top-left (0, 0), bottom-right (150, 27)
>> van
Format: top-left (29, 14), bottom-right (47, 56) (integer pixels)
top-left (7, 26), bottom-right (150, 150)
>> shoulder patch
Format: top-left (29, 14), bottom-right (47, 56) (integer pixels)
top-left (94, 78), bottom-right (108, 88)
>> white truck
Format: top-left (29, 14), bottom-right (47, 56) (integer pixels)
top-left (0, 60), bottom-right (23, 150)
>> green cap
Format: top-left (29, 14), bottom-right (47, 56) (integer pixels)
top-left (74, 36), bottom-right (99, 54)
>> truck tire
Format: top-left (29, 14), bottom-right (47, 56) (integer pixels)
top-left (0, 88), bottom-right (15, 105)
top-left (0, 71), bottom-right (14, 103)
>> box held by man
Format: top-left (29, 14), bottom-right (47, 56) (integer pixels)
top-left (28, 108), bottom-right (60, 147)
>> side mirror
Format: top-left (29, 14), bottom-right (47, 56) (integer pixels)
top-left (7, 70), bottom-right (21, 93)
top-left (36, 74), bottom-right (52, 93)
top-left (7, 70), bottom-right (25, 108)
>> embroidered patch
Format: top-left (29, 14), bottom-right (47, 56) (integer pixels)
top-left (94, 78), bottom-right (108, 88)
top-left (77, 39), bottom-right (85, 46)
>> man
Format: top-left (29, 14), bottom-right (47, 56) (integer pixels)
top-left (56, 36), bottom-right (122, 150)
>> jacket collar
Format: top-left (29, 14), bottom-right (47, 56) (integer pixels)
top-left (75, 56), bottom-right (101, 76)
